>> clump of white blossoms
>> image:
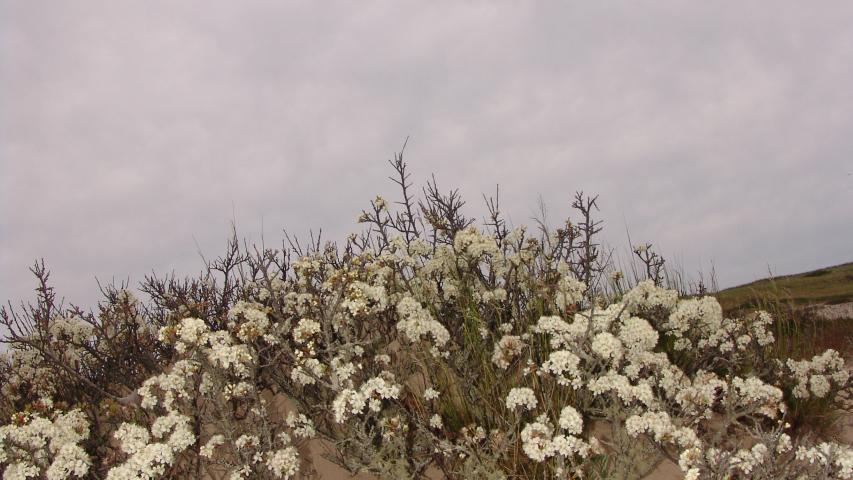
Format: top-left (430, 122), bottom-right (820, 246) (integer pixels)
top-left (291, 318), bottom-right (321, 344)
top-left (395, 296), bottom-right (450, 352)
top-left (553, 270), bottom-right (586, 312)
top-left (423, 388), bottom-right (440, 401)
top-left (106, 412), bottom-right (196, 480)
top-left (591, 332), bottom-right (623, 365)
top-left (0, 403), bottom-right (90, 480)
top-left (558, 406), bottom-right (583, 435)
top-left (786, 349), bottom-right (849, 399)
top-left (227, 300), bottom-right (271, 342)
top-left (453, 226), bottom-right (500, 259)
top-left (539, 349), bottom-right (583, 388)
top-left (520, 418), bottom-right (554, 462)
top-left (519, 410), bottom-right (594, 464)
top-left (796, 442), bottom-right (853, 478)
top-left (492, 335), bottom-right (524, 369)
top-left (505, 388), bottom-right (537, 411)
top-left (264, 445), bottom-right (299, 479)
top-left (617, 316), bottom-right (659, 353)
top-left (332, 372), bottom-right (402, 423)
top-left (622, 279), bottom-right (678, 314)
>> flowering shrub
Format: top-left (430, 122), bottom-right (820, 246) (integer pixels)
top-left (1, 158), bottom-right (851, 479)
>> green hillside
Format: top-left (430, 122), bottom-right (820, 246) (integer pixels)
top-left (714, 262), bottom-right (853, 313)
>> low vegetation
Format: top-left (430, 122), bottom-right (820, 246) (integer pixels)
top-left (716, 263), bottom-right (853, 312)
top-left (1, 154), bottom-right (851, 479)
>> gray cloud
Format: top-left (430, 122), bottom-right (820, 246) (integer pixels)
top-left (2, 1), bottom-right (852, 310)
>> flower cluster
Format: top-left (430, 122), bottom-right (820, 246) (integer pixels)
top-left (0, 402), bottom-right (90, 480)
top-left (492, 335), bottom-right (524, 369)
top-left (622, 280), bottom-right (679, 314)
top-left (786, 349), bottom-right (849, 399)
top-left (332, 372), bottom-right (402, 423)
top-left (554, 273), bottom-right (586, 311)
top-left (395, 296), bottom-right (450, 353)
top-left (505, 388), bottom-right (537, 411)
top-left (106, 412), bottom-right (195, 480)
top-left (520, 410), bottom-right (596, 464)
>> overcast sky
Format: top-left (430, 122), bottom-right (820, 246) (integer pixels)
top-left (2, 1), bottom-right (852, 311)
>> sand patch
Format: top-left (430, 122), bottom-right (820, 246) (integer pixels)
top-left (811, 302), bottom-right (853, 321)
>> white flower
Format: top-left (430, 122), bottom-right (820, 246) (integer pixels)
top-left (235, 434), bottom-right (259, 450)
top-left (266, 446), bottom-right (299, 479)
top-left (679, 447), bottom-right (702, 478)
top-left (396, 296), bottom-right (450, 348)
top-left (554, 275), bottom-right (586, 311)
top-left (165, 317), bottom-right (209, 353)
top-left (331, 373), bottom-right (401, 423)
top-left (750, 311), bottom-right (775, 346)
top-left (618, 316), bottom-right (659, 353)
top-left (291, 358), bottom-right (326, 386)
top-left (453, 226), bottom-right (499, 259)
top-left (429, 414), bottom-right (443, 429)
top-left (330, 357), bottom-right (359, 385)
top-left (285, 411), bottom-right (316, 439)
top-left (200, 435), bottom-right (224, 458)
top-left (115, 423), bottom-right (150, 455)
top-left (547, 434), bottom-right (590, 459)
top-left (787, 349), bottom-right (847, 399)
top-left (424, 388), bottom-right (440, 401)
top-left (506, 388), bottom-right (537, 411)
top-left (228, 301), bottom-right (270, 342)
top-left (45, 443), bottom-right (89, 480)
top-left (206, 335), bottom-right (252, 377)
top-left (540, 350), bottom-right (582, 388)
top-left (622, 280), bottom-right (678, 313)
top-left (333, 389), bottom-right (366, 424)
top-left (292, 318), bottom-right (321, 344)
top-left (492, 335), bottom-right (524, 369)
top-left (591, 332), bottom-right (623, 364)
top-left (625, 411), bottom-right (699, 449)
top-left (588, 371), bottom-right (652, 406)
top-left (665, 296), bottom-right (724, 351)
top-left (4, 463), bottom-right (40, 479)
top-left (106, 413), bottom-right (194, 480)
top-left (811, 374), bottom-right (831, 398)
top-left (520, 419), bottom-right (553, 462)
top-left (730, 376), bottom-right (784, 418)
top-left (341, 281), bottom-right (389, 317)
top-left (536, 315), bottom-right (587, 349)
top-left (558, 406), bottom-right (583, 435)
top-left (0, 408), bottom-right (91, 480)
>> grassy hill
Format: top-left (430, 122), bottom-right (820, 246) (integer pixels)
top-left (714, 261), bottom-right (853, 313)
top-left (711, 262), bottom-right (853, 360)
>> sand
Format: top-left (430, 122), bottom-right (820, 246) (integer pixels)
top-left (813, 302), bottom-right (853, 321)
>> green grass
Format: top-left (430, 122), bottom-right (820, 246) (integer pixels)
top-left (714, 261), bottom-right (853, 312)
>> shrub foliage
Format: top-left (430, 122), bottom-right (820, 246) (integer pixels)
top-left (1, 156), bottom-right (851, 479)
